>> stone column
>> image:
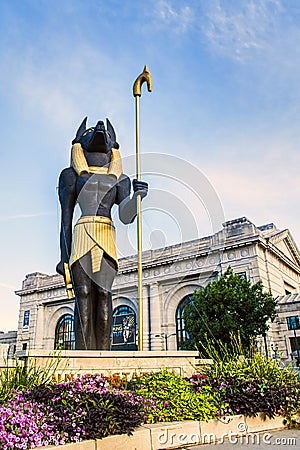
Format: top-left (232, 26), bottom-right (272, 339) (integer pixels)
top-left (150, 282), bottom-right (163, 350)
top-left (34, 301), bottom-right (45, 350)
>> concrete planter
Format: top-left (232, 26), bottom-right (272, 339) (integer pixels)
top-left (143, 420), bottom-right (201, 450)
top-left (43, 413), bottom-right (287, 450)
top-left (293, 413), bottom-right (300, 424)
top-left (199, 414), bottom-right (247, 444)
top-left (245, 413), bottom-right (286, 432)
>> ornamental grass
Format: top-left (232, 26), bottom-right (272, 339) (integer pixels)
top-left (189, 336), bottom-right (300, 424)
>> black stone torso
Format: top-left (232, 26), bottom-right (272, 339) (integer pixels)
top-left (75, 149), bottom-right (131, 218)
top-left (76, 173), bottom-right (119, 218)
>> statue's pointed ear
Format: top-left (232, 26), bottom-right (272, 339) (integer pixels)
top-left (106, 118), bottom-right (116, 143)
top-left (72, 117), bottom-right (87, 144)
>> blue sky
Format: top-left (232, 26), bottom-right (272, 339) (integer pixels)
top-left (0, 0), bottom-right (300, 331)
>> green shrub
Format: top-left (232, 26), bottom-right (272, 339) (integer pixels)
top-left (128, 369), bottom-right (219, 423)
top-left (191, 336), bottom-right (300, 424)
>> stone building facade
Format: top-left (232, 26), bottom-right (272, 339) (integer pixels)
top-left (15, 217), bottom-right (300, 362)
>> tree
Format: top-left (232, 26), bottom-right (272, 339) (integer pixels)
top-left (183, 267), bottom-right (277, 354)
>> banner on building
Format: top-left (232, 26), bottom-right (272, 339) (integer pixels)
top-left (112, 313), bottom-right (136, 346)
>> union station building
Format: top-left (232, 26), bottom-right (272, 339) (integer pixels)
top-left (15, 217), bottom-right (300, 363)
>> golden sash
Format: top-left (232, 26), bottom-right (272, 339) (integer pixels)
top-left (69, 216), bottom-right (118, 273)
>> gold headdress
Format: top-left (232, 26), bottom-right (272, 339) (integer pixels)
top-left (71, 143), bottom-right (123, 179)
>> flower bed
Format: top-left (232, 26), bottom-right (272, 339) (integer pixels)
top-left (0, 353), bottom-right (299, 449)
top-left (0, 374), bottom-right (154, 449)
top-left (188, 352), bottom-right (300, 424)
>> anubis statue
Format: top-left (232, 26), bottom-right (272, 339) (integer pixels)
top-left (56, 117), bottom-right (148, 350)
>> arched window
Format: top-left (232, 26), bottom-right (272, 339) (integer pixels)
top-left (54, 314), bottom-right (75, 350)
top-left (114, 305), bottom-right (135, 316)
top-left (176, 295), bottom-right (193, 349)
top-left (112, 305), bottom-right (137, 350)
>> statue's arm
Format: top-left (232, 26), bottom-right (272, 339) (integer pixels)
top-left (56, 167), bottom-right (77, 275)
top-left (116, 175), bottom-right (148, 225)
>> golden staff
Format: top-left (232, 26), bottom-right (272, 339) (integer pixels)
top-left (133, 66), bottom-right (152, 351)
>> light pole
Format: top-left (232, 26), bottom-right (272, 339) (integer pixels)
top-left (270, 343), bottom-right (279, 359)
top-left (164, 332), bottom-right (177, 351)
top-left (262, 333), bottom-right (268, 358)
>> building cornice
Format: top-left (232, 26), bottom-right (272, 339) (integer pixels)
top-left (258, 235), bottom-right (300, 274)
top-left (15, 218), bottom-right (300, 296)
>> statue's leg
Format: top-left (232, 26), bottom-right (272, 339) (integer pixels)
top-left (94, 288), bottom-right (112, 350)
top-left (72, 254), bottom-right (97, 350)
top-left (93, 255), bottom-right (117, 350)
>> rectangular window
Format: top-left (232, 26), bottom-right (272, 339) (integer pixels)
top-left (23, 310), bottom-right (30, 327)
top-left (290, 337), bottom-right (300, 352)
top-left (237, 272), bottom-right (247, 279)
top-left (284, 282), bottom-right (296, 294)
top-left (287, 316), bottom-right (300, 331)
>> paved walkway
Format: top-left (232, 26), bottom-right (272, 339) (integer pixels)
top-left (180, 429), bottom-right (299, 449)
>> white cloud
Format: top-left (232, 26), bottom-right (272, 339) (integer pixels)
top-left (0, 212), bottom-right (53, 222)
top-left (202, 0), bottom-right (278, 55)
top-left (149, 0), bottom-right (289, 63)
top-left (151, 0), bottom-right (194, 34)
top-left (202, 157), bottom-right (300, 242)
top-left (17, 72), bottom-right (79, 130)
top-left (0, 36), bottom-right (133, 138)
top-left (198, 0), bottom-right (284, 61)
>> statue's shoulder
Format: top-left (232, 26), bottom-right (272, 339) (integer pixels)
top-left (118, 173), bottom-right (130, 183)
top-left (115, 173), bottom-right (131, 204)
top-left (117, 173), bottom-right (131, 191)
